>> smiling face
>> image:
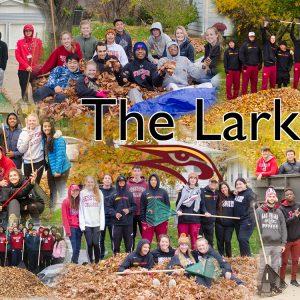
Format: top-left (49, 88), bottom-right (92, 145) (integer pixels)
top-left (103, 175), bottom-right (112, 187)
top-left (249, 36), bottom-right (255, 42)
top-left (151, 29), bottom-right (161, 38)
top-left (119, 180), bottom-right (126, 187)
top-left (42, 121), bottom-right (52, 136)
top-left (66, 59), bottom-right (79, 72)
top-left (197, 240), bottom-right (209, 254)
top-left (220, 184), bottom-right (229, 196)
top-left (81, 24), bottom-right (91, 38)
top-left (13, 227), bottom-right (18, 234)
top-left (132, 167), bottom-right (142, 179)
top-left (262, 150), bottom-right (271, 160)
top-left (206, 28), bottom-right (218, 44)
top-left (135, 47), bottom-right (146, 60)
top-left (8, 115), bottom-right (17, 129)
top-left (168, 45), bottom-right (178, 57)
top-left (85, 63), bottom-right (97, 78)
top-left (286, 151), bottom-right (295, 162)
top-left (9, 170), bottom-right (21, 185)
top-left (115, 21), bottom-right (125, 33)
top-left (150, 176), bottom-right (157, 188)
top-left (61, 33), bottom-right (72, 49)
top-left (285, 189), bottom-right (295, 203)
top-left (85, 177), bottom-right (96, 191)
top-left (140, 243), bottom-right (150, 256)
top-left (270, 35), bottom-right (276, 44)
top-left (96, 45), bottom-right (107, 60)
top-left (159, 237), bottom-right (170, 252)
top-left (279, 44), bottom-right (287, 51)
top-left (106, 32), bottom-right (115, 44)
top-left (229, 41), bottom-right (235, 49)
top-left (175, 28), bottom-right (185, 42)
top-left (235, 180), bottom-right (247, 192)
top-left (71, 189), bottom-right (80, 198)
top-left (179, 243), bottom-right (189, 254)
top-left (24, 29), bottom-right (33, 38)
top-left (27, 115), bottom-right (38, 130)
top-left (266, 193), bottom-right (277, 206)
top-left (209, 180), bottom-right (218, 191)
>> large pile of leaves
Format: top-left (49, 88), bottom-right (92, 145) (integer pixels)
top-left (53, 254), bottom-right (257, 300)
top-left (0, 267), bottom-right (52, 298)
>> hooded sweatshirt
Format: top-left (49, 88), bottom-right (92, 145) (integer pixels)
top-left (255, 156), bottom-right (278, 177)
top-left (278, 159), bottom-right (300, 174)
top-left (126, 176), bottom-right (148, 216)
top-left (151, 246), bottom-right (175, 264)
top-left (17, 125), bottom-right (43, 164)
top-left (0, 233), bottom-right (7, 252)
top-left (15, 24), bottom-right (43, 72)
top-left (0, 32), bottom-right (8, 71)
top-left (216, 193), bottom-right (235, 227)
top-left (108, 176), bottom-right (136, 226)
top-left (276, 48), bottom-right (293, 73)
top-left (41, 234), bottom-right (54, 251)
top-left (157, 41), bottom-right (201, 88)
top-left (79, 188), bottom-right (105, 231)
top-left (280, 200), bottom-right (300, 242)
top-left (75, 35), bottom-right (98, 60)
top-left (261, 27), bottom-right (277, 66)
top-left (200, 185), bottom-right (218, 225)
top-left (4, 113), bottom-right (23, 169)
top-left (100, 185), bottom-right (116, 217)
top-left (121, 42), bottom-right (165, 90)
top-left (146, 22), bottom-right (172, 63)
top-left (291, 23), bottom-right (300, 63)
top-left (0, 146), bottom-right (16, 181)
top-left (10, 233), bottom-right (24, 250)
top-left (118, 239), bottom-right (154, 271)
top-left (224, 46), bottom-right (241, 72)
top-left (107, 42), bottom-right (128, 67)
top-left (239, 38), bottom-right (262, 66)
top-left (140, 174), bottom-right (170, 223)
top-left (256, 205), bottom-right (287, 246)
top-left (233, 188), bottom-right (256, 222)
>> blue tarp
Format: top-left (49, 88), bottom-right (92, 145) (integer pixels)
top-left (128, 88), bottom-right (217, 118)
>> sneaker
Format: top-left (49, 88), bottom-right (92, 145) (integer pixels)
top-left (280, 282), bottom-right (287, 289)
top-left (290, 280), bottom-right (300, 287)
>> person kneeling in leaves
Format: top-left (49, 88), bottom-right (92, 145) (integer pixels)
top-left (192, 237), bottom-right (244, 288)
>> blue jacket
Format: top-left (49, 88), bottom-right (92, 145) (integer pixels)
top-left (46, 136), bottom-right (71, 175)
top-left (45, 65), bottom-right (82, 89)
top-left (26, 234), bottom-right (40, 251)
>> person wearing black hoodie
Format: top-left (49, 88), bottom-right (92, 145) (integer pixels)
top-left (276, 41), bottom-right (293, 88)
top-left (25, 229), bottom-right (40, 273)
top-left (151, 234), bottom-right (175, 264)
top-left (233, 178), bottom-right (256, 257)
top-left (261, 22), bottom-right (278, 90)
top-left (120, 42), bottom-right (165, 103)
top-left (99, 174), bottom-right (115, 259)
top-left (0, 32), bottom-right (8, 93)
top-left (290, 22), bottom-right (300, 89)
top-left (118, 239), bottom-right (154, 272)
top-left (224, 39), bottom-right (241, 100)
top-left (108, 175), bottom-right (136, 254)
top-left (239, 32), bottom-right (262, 95)
top-left (280, 188), bottom-right (300, 287)
top-left (140, 174), bottom-right (170, 244)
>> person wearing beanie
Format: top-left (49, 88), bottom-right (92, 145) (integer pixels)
top-left (276, 41), bottom-right (293, 88)
top-left (290, 22), bottom-right (300, 89)
top-left (0, 31), bottom-right (8, 93)
top-left (114, 19), bottom-right (133, 61)
top-left (224, 39), bottom-right (241, 99)
top-left (256, 187), bottom-right (287, 291)
top-left (15, 24), bottom-right (43, 101)
top-left (108, 175), bottom-right (136, 254)
top-left (255, 146), bottom-right (279, 180)
top-left (120, 42), bottom-right (166, 103)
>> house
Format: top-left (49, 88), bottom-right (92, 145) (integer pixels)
top-left (0, 0), bottom-right (46, 49)
top-left (188, 0), bottom-right (233, 37)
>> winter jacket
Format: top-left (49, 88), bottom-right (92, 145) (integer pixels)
top-left (25, 234), bottom-right (40, 251)
top-left (75, 76), bottom-right (99, 98)
top-left (52, 240), bottom-right (66, 258)
top-left (108, 176), bottom-right (136, 226)
top-left (146, 22), bottom-right (171, 63)
top-left (17, 126), bottom-right (43, 164)
top-left (261, 27), bottom-right (277, 66)
top-left (118, 239), bottom-right (154, 271)
top-left (256, 205), bottom-right (287, 246)
top-left (44, 135), bottom-right (70, 175)
top-left (0, 233), bottom-right (7, 252)
top-left (100, 186), bottom-right (116, 217)
top-left (291, 23), bottom-right (300, 63)
top-left (216, 194), bottom-right (235, 227)
top-left (280, 200), bottom-right (300, 242)
top-left (176, 38), bottom-right (195, 62)
top-left (151, 247), bottom-right (175, 264)
top-left (200, 186), bottom-right (218, 225)
top-left (158, 41), bottom-right (202, 88)
top-left (278, 160), bottom-right (300, 174)
top-left (126, 177), bottom-right (148, 216)
top-left (41, 235), bottom-right (54, 251)
top-left (276, 49), bottom-right (293, 73)
top-left (61, 186), bottom-right (80, 237)
top-left (255, 156), bottom-right (278, 177)
top-left (239, 39), bottom-right (262, 66)
top-left (10, 233), bottom-right (23, 250)
top-left (0, 32), bottom-right (8, 70)
top-left (0, 146), bottom-right (16, 181)
top-left (107, 42), bottom-right (128, 67)
top-left (201, 43), bottom-right (221, 76)
top-left (233, 188), bottom-right (256, 222)
top-left (121, 42), bottom-right (164, 90)
top-left (38, 43), bottom-right (82, 75)
top-left (15, 24), bottom-right (43, 72)
top-left (45, 65), bottom-right (82, 89)
top-left (115, 31), bottom-right (133, 60)
top-left (224, 47), bottom-right (241, 72)
top-left (4, 113), bottom-right (23, 169)
top-left (75, 35), bottom-right (98, 60)
top-left (140, 174), bottom-right (170, 223)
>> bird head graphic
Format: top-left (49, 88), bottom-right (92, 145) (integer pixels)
top-left (122, 145), bottom-right (223, 184)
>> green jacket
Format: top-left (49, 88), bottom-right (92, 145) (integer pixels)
top-left (75, 35), bottom-right (98, 60)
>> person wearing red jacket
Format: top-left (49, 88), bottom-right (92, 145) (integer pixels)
top-left (38, 31), bottom-right (82, 76)
top-left (0, 226), bottom-right (7, 266)
top-left (15, 24), bottom-right (43, 101)
top-left (41, 228), bottom-right (54, 268)
top-left (61, 184), bottom-right (82, 264)
top-left (0, 146), bottom-right (16, 187)
top-left (10, 227), bottom-right (23, 266)
top-left (255, 146), bottom-right (278, 180)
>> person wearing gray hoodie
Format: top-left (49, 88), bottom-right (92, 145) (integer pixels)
top-left (146, 22), bottom-right (171, 64)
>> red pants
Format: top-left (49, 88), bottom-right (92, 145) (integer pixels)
top-left (142, 221), bottom-right (168, 244)
top-left (293, 62), bottom-right (300, 89)
top-left (280, 239), bottom-right (300, 281)
top-left (178, 223), bottom-right (201, 250)
top-left (261, 65), bottom-right (276, 90)
top-left (226, 70), bottom-right (240, 99)
top-left (241, 65), bottom-right (259, 95)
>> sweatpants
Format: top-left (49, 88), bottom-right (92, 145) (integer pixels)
top-left (241, 65), bottom-right (259, 95)
top-left (84, 226), bottom-right (101, 263)
top-left (33, 85), bottom-right (67, 103)
top-left (28, 250), bottom-right (39, 273)
top-left (177, 223), bottom-right (201, 250)
top-left (23, 160), bottom-right (44, 184)
top-left (100, 216), bottom-right (113, 259)
top-left (215, 223), bottom-right (234, 257)
top-left (132, 215), bottom-right (142, 250)
top-left (280, 239), bottom-right (300, 281)
top-left (141, 221), bottom-right (168, 244)
top-left (200, 223), bottom-right (215, 248)
top-left (11, 249), bottom-right (22, 266)
top-left (112, 224), bottom-right (133, 254)
top-left (226, 70), bottom-right (240, 99)
top-left (261, 65), bottom-right (276, 90)
top-left (277, 71), bottom-right (290, 88)
top-left (235, 219), bottom-right (255, 256)
top-left (293, 62), bottom-right (300, 89)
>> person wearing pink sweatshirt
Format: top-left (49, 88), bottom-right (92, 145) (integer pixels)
top-left (61, 184), bottom-right (82, 264)
top-left (52, 233), bottom-right (66, 264)
top-left (255, 146), bottom-right (278, 180)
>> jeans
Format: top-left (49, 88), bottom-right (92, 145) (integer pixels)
top-left (69, 227), bottom-right (82, 263)
top-left (33, 85), bottom-right (67, 103)
top-left (84, 226), bottom-right (101, 263)
top-left (11, 249), bottom-right (22, 266)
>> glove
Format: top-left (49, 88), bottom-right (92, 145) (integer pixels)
top-left (243, 65), bottom-right (247, 71)
top-left (96, 90), bottom-right (109, 98)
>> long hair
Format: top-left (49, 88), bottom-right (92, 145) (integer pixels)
top-left (217, 181), bottom-right (233, 215)
top-left (60, 31), bottom-right (76, 53)
top-left (69, 185), bottom-right (80, 210)
top-left (174, 25), bottom-right (189, 40)
top-left (85, 176), bottom-right (101, 203)
top-left (206, 26), bottom-right (224, 56)
top-left (177, 247), bottom-right (196, 268)
top-left (41, 118), bottom-right (56, 152)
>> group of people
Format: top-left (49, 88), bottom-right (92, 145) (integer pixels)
top-left (224, 20), bottom-right (300, 100)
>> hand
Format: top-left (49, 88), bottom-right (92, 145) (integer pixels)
top-left (0, 180), bottom-right (8, 187)
top-left (122, 208), bottom-right (129, 215)
top-left (0, 206), bottom-right (2, 212)
top-left (5, 151), bottom-right (14, 158)
top-left (54, 173), bottom-right (61, 177)
top-left (24, 205), bottom-right (28, 210)
top-left (204, 212), bottom-right (212, 218)
top-left (294, 208), bottom-right (300, 217)
top-left (225, 272), bottom-right (232, 280)
top-left (153, 59), bottom-right (159, 65)
top-left (54, 86), bottom-right (63, 93)
top-left (177, 210), bottom-right (183, 216)
top-left (280, 246), bottom-right (285, 253)
top-left (264, 21), bottom-right (269, 27)
top-left (123, 269), bottom-right (131, 274)
top-left (26, 66), bottom-right (32, 72)
top-left (257, 174), bottom-right (262, 181)
top-left (116, 213), bottom-right (122, 220)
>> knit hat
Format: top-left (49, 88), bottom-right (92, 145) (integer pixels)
top-left (134, 42), bottom-right (147, 52)
top-left (178, 233), bottom-right (190, 245)
top-left (209, 175), bottom-right (219, 183)
top-left (188, 172), bottom-right (198, 180)
top-left (105, 28), bottom-right (116, 36)
top-left (264, 187), bottom-right (279, 211)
